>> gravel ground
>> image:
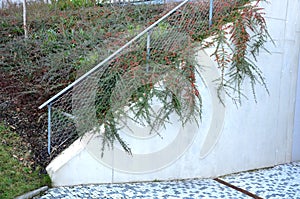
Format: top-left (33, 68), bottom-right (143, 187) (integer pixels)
top-left (37, 161), bottom-right (300, 199)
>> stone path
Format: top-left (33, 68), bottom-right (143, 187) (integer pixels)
top-left (221, 161), bottom-right (300, 198)
top-left (37, 162), bottom-right (300, 199)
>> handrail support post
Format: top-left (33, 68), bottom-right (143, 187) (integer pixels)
top-left (146, 30), bottom-right (152, 72)
top-left (209, 0), bottom-right (214, 27)
top-left (47, 103), bottom-right (52, 155)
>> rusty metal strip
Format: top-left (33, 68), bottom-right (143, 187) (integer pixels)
top-left (214, 178), bottom-right (263, 199)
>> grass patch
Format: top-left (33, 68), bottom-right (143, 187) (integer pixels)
top-left (0, 123), bottom-right (51, 199)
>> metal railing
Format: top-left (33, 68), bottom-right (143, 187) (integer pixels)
top-left (39, 0), bottom-right (217, 155)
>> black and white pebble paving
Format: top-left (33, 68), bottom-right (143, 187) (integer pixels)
top-left (38, 162), bottom-right (300, 199)
top-left (220, 161), bottom-right (300, 199)
top-left (38, 179), bottom-right (251, 199)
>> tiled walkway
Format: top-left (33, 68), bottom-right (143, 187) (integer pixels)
top-left (221, 161), bottom-right (300, 198)
top-left (38, 162), bottom-right (300, 199)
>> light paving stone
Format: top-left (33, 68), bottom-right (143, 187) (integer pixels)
top-left (38, 162), bottom-right (300, 198)
top-left (38, 179), bottom-right (251, 199)
top-left (220, 162), bottom-right (300, 199)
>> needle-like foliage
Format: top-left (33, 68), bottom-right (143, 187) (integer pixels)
top-left (0, 0), bottom-right (272, 159)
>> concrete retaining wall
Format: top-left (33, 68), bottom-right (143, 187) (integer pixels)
top-left (46, 0), bottom-right (300, 186)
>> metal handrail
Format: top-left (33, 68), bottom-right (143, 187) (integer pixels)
top-left (38, 0), bottom-right (190, 109)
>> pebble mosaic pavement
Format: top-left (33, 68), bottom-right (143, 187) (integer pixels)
top-left (38, 162), bottom-right (300, 199)
top-left (220, 161), bottom-right (300, 199)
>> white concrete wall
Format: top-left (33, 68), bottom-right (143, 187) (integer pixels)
top-left (292, 0), bottom-right (300, 161)
top-left (293, 53), bottom-right (300, 161)
top-left (46, 0), bottom-right (300, 186)
top-left (264, 0), bottom-right (300, 162)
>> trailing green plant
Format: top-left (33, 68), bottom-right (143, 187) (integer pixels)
top-left (89, 0), bottom-right (272, 154)
top-left (0, 0), bottom-right (272, 161)
top-left (202, 0), bottom-right (272, 104)
top-left (94, 49), bottom-right (201, 154)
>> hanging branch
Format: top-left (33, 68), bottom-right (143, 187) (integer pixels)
top-left (204, 0), bottom-right (272, 104)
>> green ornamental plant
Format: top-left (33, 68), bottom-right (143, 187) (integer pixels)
top-left (0, 0), bottom-right (272, 160)
top-left (204, 0), bottom-right (272, 104)
top-left (89, 0), bottom-right (272, 154)
top-left (95, 49), bottom-right (202, 154)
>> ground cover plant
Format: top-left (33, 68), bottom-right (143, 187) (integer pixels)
top-left (1, 0), bottom-right (169, 168)
top-left (0, 123), bottom-right (51, 199)
top-left (0, 0), bottom-right (271, 172)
